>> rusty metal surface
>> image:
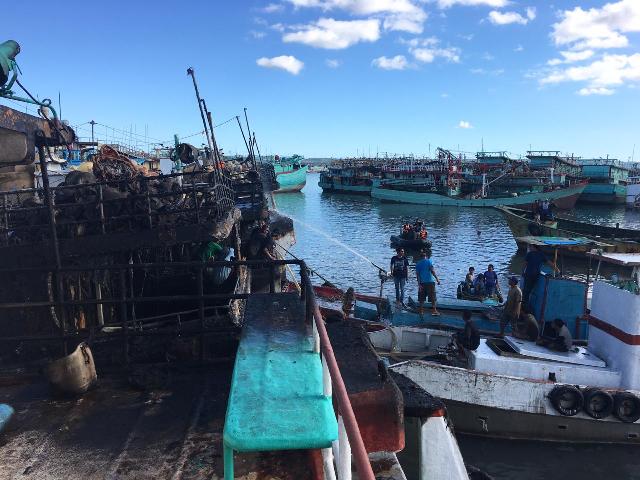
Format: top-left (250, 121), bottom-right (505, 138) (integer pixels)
top-left (327, 320), bottom-right (405, 453)
top-left (0, 105), bottom-right (76, 165)
top-left (0, 366), bottom-right (316, 480)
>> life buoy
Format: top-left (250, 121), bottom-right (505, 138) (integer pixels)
top-left (549, 385), bottom-right (583, 416)
top-left (528, 222), bottom-right (543, 236)
top-left (583, 388), bottom-right (614, 419)
top-left (613, 392), bottom-right (640, 423)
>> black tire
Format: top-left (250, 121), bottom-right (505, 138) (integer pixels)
top-left (583, 388), bottom-right (614, 419)
top-left (613, 392), bottom-right (640, 423)
top-left (528, 222), bottom-right (543, 236)
top-left (549, 385), bottom-right (583, 416)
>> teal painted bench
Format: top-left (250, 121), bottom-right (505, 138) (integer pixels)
top-left (223, 293), bottom-right (338, 479)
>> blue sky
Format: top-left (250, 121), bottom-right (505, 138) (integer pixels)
top-left (2, 0), bottom-right (639, 159)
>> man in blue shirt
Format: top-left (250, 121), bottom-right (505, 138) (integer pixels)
top-left (522, 244), bottom-right (558, 307)
top-left (415, 248), bottom-right (441, 316)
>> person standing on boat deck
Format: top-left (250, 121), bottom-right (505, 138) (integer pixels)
top-left (390, 248), bottom-right (409, 305)
top-left (484, 264), bottom-right (499, 297)
top-left (416, 248), bottom-right (441, 316)
top-left (501, 276), bottom-right (522, 335)
top-left (522, 244), bottom-right (558, 307)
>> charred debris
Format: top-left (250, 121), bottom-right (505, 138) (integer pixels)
top-left (0, 55), bottom-right (287, 373)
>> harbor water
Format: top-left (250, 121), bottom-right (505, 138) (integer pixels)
top-left (275, 173), bottom-right (640, 480)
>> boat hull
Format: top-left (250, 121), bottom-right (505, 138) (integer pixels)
top-left (274, 166), bottom-right (307, 193)
top-left (392, 360), bottom-right (640, 444)
top-left (497, 206), bottom-right (640, 254)
top-left (318, 181), bottom-right (372, 195)
top-left (371, 183), bottom-right (586, 209)
top-left (578, 183), bottom-right (626, 205)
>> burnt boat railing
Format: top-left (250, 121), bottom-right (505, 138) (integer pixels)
top-left (0, 169), bottom-right (236, 249)
top-left (0, 259), bottom-right (287, 362)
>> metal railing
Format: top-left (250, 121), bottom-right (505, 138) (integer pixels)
top-left (300, 266), bottom-right (376, 480)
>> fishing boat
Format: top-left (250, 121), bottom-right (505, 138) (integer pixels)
top-left (372, 180), bottom-right (587, 209)
top-left (390, 235), bottom-right (431, 250)
top-left (318, 159), bottom-right (381, 195)
top-left (370, 148), bottom-right (587, 208)
top-left (578, 158), bottom-right (629, 205)
top-left (496, 206), bottom-right (640, 254)
top-left (270, 154), bottom-right (307, 193)
top-left (387, 257), bottom-right (640, 443)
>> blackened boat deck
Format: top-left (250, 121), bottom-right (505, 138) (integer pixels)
top-left (0, 364), bottom-right (315, 480)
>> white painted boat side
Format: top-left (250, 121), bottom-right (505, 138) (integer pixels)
top-left (420, 416), bottom-right (469, 480)
top-left (391, 359), bottom-right (638, 426)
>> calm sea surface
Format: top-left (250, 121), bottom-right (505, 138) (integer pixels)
top-left (274, 173), bottom-right (640, 480)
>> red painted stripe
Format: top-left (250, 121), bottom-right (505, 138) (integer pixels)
top-left (588, 315), bottom-right (640, 345)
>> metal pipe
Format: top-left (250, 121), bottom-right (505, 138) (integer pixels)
top-left (236, 116), bottom-right (251, 157)
top-left (302, 267), bottom-right (375, 480)
top-left (186, 67), bottom-right (212, 167)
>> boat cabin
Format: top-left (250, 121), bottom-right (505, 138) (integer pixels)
top-left (526, 151), bottom-right (581, 178)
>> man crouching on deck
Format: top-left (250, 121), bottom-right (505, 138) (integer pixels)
top-left (416, 248), bottom-right (441, 317)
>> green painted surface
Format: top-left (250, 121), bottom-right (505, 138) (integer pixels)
top-left (371, 182), bottom-right (586, 207)
top-left (223, 294), bottom-right (337, 452)
top-left (275, 165), bottom-right (308, 192)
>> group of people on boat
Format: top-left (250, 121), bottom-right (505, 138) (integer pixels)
top-left (459, 264), bottom-right (502, 300)
top-left (390, 246), bottom-right (442, 316)
top-left (532, 199), bottom-right (555, 222)
top-left (400, 220), bottom-right (428, 241)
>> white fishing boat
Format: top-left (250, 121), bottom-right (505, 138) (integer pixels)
top-left (382, 253), bottom-right (640, 444)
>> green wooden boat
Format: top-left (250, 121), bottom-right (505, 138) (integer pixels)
top-left (371, 180), bottom-right (587, 209)
top-left (497, 206), bottom-right (640, 254)
top-left (272, 155), bottom-right (307, 193)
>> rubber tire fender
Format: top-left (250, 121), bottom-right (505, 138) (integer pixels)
top-left (583, 388), bottom-right (614, 419)
top-left (613, 392), bottom-right (640, 423)
top-left (528, 222), bottom-right (543, 236)
top-left (549, 385), bottom-right (583, 416)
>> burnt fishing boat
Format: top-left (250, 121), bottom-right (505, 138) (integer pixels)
top-left (0, 40), bottom-right (486, 480)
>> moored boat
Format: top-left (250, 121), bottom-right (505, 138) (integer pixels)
top-left (386, 255), bottom-right (640, 443)
top-left (372, 180), bottom-right (587, 209)
top-left (271, 154), bottom-right (307, 193)
top-left (497, 206), bottom-right (640, 254)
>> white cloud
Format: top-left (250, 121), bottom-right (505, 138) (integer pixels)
top-left (458, 120), bottom-right (473, 129)
top-left (382, 10), bottom-right (428, 33)
top-left (405, 37), bottom-right (461, 63)
top-left (488, 7), bottom-right (535, 25)
top-left (283, 18), bottom-right (380, 49)
top-left (514, 44), bottom-right (524, 52)
top-left (325, 58), bottom-right (342, 68)
top-left (249, 30), bottom-right (267, 39)
top-left (551, 0), bottom-right (640, 51)
top-left (263, 3), bottom-right (284, 13)
top-left (470, 67), bottom-right (504, 75)
top-left (547, 49), bottom-right (594, 66)
top-left (482, 52), bottom-right (494, 61)
top-left (578, 87), bottom-right (615, 96)
top-left (441, 92), bottom-right (449, 98)
top-left (436, 0), bottom-right (509, 8)
top-left (256, 55), bottom-right (304, 74)
top-left (540, 53), bottom-right (640, 95)
top-left (285, 0), bottom-right (428, 34)
top-left (372, 55), bottom-right (409, 70)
